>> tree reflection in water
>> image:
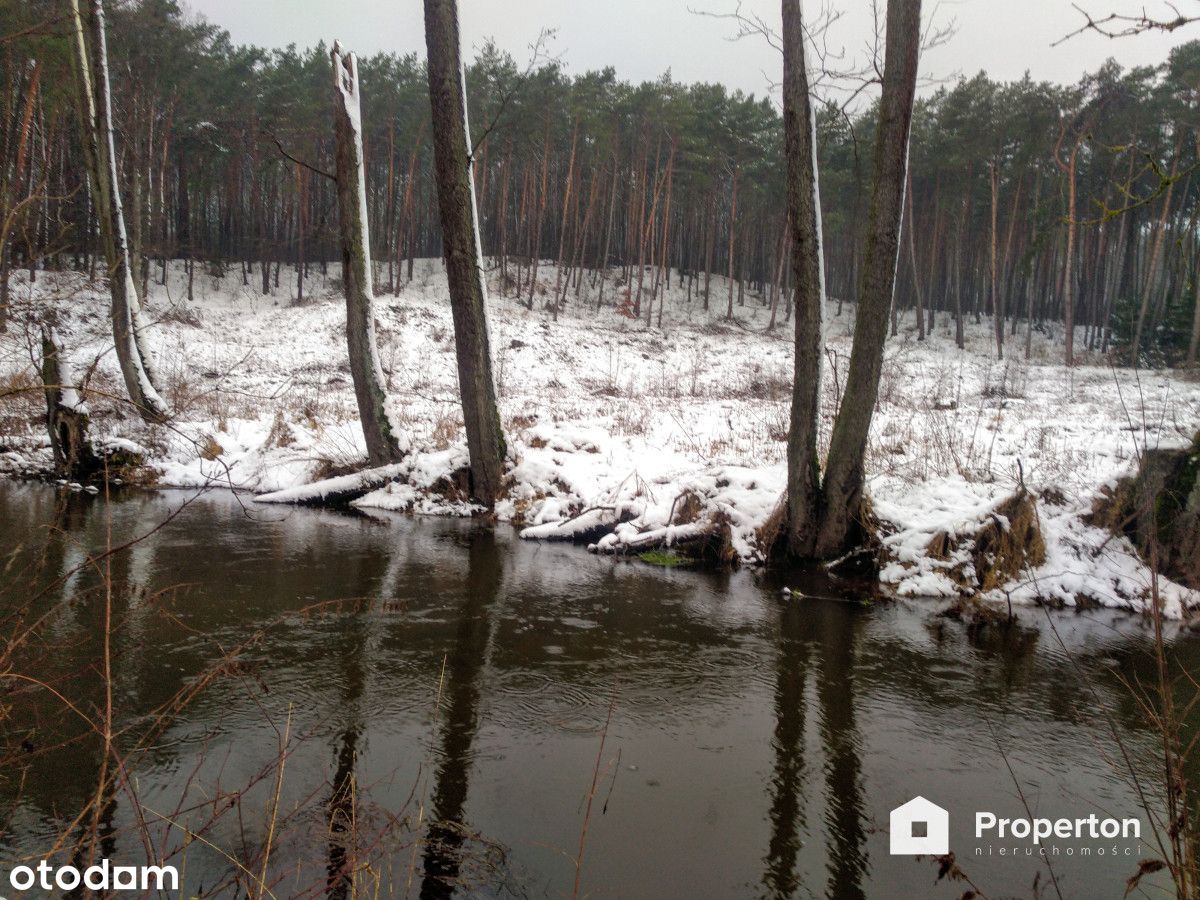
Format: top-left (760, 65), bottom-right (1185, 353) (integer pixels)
top-left (421, 529), bottom-right (504, 899)
top-left (764, 598), bottom-right (869, 900)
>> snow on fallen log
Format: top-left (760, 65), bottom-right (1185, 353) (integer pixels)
top-left (591, 520), bottom-right (708, 551)
top-left (588, 514), bottom-right (736, 567)
top-left (255, 462), bottom-right (408, 506)
top-left (519, 503), bottom-right (638, 544)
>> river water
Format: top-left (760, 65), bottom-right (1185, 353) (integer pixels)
top-left (0, 482), bottom-right (1191, 898)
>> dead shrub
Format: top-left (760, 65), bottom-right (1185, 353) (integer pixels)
top-left (980, 361), bottom-right (1028, 400)
top-left (613, 403), bottom-right (650, 435)
top-left (0, 371), bottom-right (41, 437)
top-left (431, 466), bottom-right (472, 502)
top-left (430, 412), bottom-right (462, 450)
top-left (198, 434), bottom-right (224, 461)
top-left (922, 488), bottom-right (1045, 594)
top-left (669, 489), bottom-right (705, 525)
top-left (264, 410), bottom-right (292, 448)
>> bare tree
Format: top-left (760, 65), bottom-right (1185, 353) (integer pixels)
top-left (68, 0), bottom-right (170, 422)
top-left (815, 0), bottom-right (922, 558)
top-left (423, 0), bottom-right (507, 505)
top-left (781, 0), bottom-right (825, 557)
top-left (331, 43), bottom-right (405, 465)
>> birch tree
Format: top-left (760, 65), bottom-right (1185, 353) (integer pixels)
top-left (423, 0), bottom-right (507, 504)
top-left (815, 0), bottom-right (922, 558)
top-left (331, 43), bottom-right (405, 465)
top-left (68, 0), bottom-right (170, 423)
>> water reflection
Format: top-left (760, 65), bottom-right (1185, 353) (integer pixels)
top-left (763, 601), bottom-right (811, 898)
top-left (763, 599), bottom-right (868, 900)
top-left (421, 529), bottom-right (503, 899)
top-left (0, 483), bottom-right (1194, 899)
top-left (814, 605), bottom-right (868, 900)
top-left (326, 611), bottom-right (370, 899)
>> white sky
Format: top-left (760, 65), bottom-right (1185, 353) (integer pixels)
top-left (183, 0), bottom-right (1193, 99)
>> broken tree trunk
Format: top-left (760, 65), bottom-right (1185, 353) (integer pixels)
top-left (41, 326), bottom-right (99, 481)
top-left (331, 42), bottom-right (405, 466)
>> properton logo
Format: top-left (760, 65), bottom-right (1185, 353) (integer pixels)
top-left (890, 796), bottom-right (950, 855)
top-left (975, 810), bottom-right (1144, 858)
top-left (7, 859), bottom-right (179, 893)
top-left (890, 798), bottom-right (1145, 859)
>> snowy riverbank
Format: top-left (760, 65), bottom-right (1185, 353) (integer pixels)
top-left (2, 261), bottom-right (1198, 615)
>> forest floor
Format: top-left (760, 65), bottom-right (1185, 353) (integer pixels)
top-left (2, 260), bottom-right (1199, 616)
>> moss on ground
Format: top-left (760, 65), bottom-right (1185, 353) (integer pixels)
top-left (638, 549), bottom-right (694, 567)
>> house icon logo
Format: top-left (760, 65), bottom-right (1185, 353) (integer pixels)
top-left (890, 796), bottom-right (949, 855)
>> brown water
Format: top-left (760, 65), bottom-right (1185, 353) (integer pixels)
top-left (0, 481), bottom-right (1192, 898)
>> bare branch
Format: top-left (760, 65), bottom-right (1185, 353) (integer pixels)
top-left (1053, 1), bottom-right (1199, 45)
top-left (262, 131), bottom-right (336, 182)
top-left (471, 28), bottom-right (560, 157)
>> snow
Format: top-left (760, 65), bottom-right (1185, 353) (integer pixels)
top-left (44, 326), bottom-right (89, 414)
top-left (2, 258), bottom-right (1198, 617)
top-left (255, 461), bottom-right (409, 504)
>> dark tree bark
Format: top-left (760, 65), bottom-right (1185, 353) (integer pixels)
top-left (423, 0), bottom-right (507, 505)
top-left (989, 161), bottom-right (1001, 358)
top-left (1053, 124), bottom-right (1084, 368)
top-left (331, 43), bottom-right (405, 466)
top-left (1188, 250), bottom-right (1200, 367)
top-left (781, 0), bottom-right (825, 558)
top-left (815, 0), bottom-right (922, 558)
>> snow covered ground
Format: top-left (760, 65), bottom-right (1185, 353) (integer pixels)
top-left (2, 260), bottom-right (1198, 616)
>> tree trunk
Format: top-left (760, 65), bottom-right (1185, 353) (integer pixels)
top-left (815, 0), bottom-right (921, 558)
top-left (596, 152), bottom-right (617, 308)
top-left (781, 0), bottom-right (825, 559)
top-left (989, 161), bottom-right (1002, 359)
top-left (1131, 146), bottom-right (1180, 367)
top-left (41, 326), bottom-right (98, 481)
top-left (726, 166), bottom-right (738, 320)
top-left (526, 126), bottom-right (550, 310)
top-left (906, 169), bottom-right (925, 340)
top-left (703, 192), bottom-right (715, 310)
top-left (1187, 249), bottom-right (1200, 367)
top-left (552, 120), bottom-right (578, 312)
top-left (70, 0), bottom-right (170, 423)
top-left (423, 0), bottom-right (508, 505)
top-left (1053, 126), bottom-right (1082, 367)
top-left (331, 44), bottom-right (404, 466)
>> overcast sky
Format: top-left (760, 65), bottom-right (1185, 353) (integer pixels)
top-left (183, 0), bottom-right (1192, 100)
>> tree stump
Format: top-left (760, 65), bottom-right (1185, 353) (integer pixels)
top-left (1094, 433), bottom-right (1200, 590)
top-left (41, 327), bottom-right (99, 481)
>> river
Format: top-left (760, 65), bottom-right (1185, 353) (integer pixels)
top-left (0, 482), bottom-right (1189, 898)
